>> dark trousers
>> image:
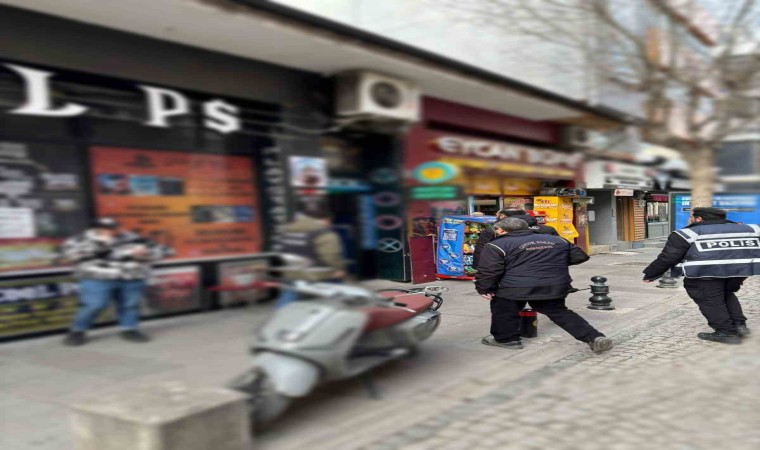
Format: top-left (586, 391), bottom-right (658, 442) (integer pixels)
top-left (490, 297), bottom-right (604, 343)
top-left (682, 277), bottom-right (747, 335)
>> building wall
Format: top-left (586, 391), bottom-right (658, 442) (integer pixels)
top-left (718, 141), bottom-right (759, 176)
top-left (587, 190), bottom-right (616, 246)
top-left (0, 5), bottom-right (330, 124)
top-left (271, 0), bottom-right (590, 101)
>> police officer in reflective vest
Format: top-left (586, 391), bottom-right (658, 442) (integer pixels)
top-left (643, 207), bottom-right (760, 344)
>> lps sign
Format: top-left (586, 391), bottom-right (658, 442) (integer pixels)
top-left (432, 137), bottom-right (582, 169)
top-left (2, 63), bottom-right (242, 134)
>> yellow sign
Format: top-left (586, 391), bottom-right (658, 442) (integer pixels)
top-left (502, 179), bottom-right (541, 195)
top-left (467, 177), bottom-right (501, 195)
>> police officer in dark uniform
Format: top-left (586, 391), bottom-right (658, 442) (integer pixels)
top-left (643, 207), bottom-right (760, 344)
top-left (475, 218), bottom-right (613, 353)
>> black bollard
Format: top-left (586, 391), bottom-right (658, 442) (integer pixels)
top-left (587, 276), bottom-right (615, 310)
top-left (519, 307), bottom-right (538, 337)
top-left (657, 267), bottom-right (680, 289)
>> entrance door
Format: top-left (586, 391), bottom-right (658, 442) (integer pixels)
top-left (616, 197), bottom-right (633, 241)
top-left (409, 236), bottom-right (436, 284)
top-left (328, 194), bottom-right (377, 279)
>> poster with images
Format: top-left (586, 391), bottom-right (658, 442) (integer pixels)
top-left (217, 259), bottom-right (269, 306)
top-left (91, 147), bottom-right (261, 260)
top-left (0, 276), bottom-right (114, 339)
top-left (0, 141), bottom-right (88, 274)
top-left (0, 207), bottom-right (35, 239)
top-left (143, 266), bottom-right (202, 317)
top-left (289, 157), bottom-right (328, 188)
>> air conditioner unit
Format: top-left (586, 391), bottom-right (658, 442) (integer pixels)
top-left (563, 126), bottom-right (596, 148)
top-left (335, 71), bottom-right (420, 122)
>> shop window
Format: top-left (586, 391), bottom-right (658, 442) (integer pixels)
top-left (472, 197), bottom-right (500, 215)
top-left (0, 141), bottom-right (90, 274)
top-left (646, 202), bottom-right (669, 223)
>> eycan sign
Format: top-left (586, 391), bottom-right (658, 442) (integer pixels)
top-left (432, 136), bottom-right (583, 169)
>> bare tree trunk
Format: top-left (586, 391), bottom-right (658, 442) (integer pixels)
top-left (683, 145), bottom-right (715, 207)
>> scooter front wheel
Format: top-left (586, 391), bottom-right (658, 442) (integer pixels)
top-left (227, 369), bottom-right (291, 426)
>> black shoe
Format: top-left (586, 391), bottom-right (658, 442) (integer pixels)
top-left (697, 332), bottom-right (741, 345)
top-left (736, 324), bottom-right (751, 338)
top-left (588, 336), bottom-right (613, 354)
top-left (481, 336), bottom-right (524, 349)
top-left (120, 330), bottom-right (151, 343)
top-left (63, 331), bottom-right (86, 347)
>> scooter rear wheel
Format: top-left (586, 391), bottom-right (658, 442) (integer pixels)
top-left (228, 369), bottom-right (291, 426)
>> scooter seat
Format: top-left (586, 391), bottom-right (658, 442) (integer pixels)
top-left (393, 294), bottom-right (434, 314)
top-left (362, 308), bottom-right (416, 332)
top-left (376, 292), bottom-right (434, 313)
top-left (362, 295), bottom-right (434, 332)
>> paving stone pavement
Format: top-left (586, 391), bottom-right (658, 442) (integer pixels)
top-left (361, 278), bottom-right (760, 450)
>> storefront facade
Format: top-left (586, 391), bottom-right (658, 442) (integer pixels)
top-left (584, 160), bottom-right (656, 249)
top-left (0, 9), bottom-right (333, 339)
top-left (321, 134), bottom-right (406, 281)
top-left (403, 98), bottom-right (585, 282)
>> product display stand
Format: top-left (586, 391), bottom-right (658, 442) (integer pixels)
top-left (436, 215), bottom-right (496, 280)
top-left (533, 196), bottom-right (579, 241)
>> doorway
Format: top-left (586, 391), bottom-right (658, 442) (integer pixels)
top-left (615, 197), bottom-right (634, 241)
top-left (329, 193), bottom-right (376, 279)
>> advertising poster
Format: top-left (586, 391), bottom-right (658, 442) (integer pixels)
top-left (91, 147), bottom-right (261, 261)
top-left (217, 259), bottom-right (269, 306)
top-left (0, 141), bottom-right (89, 274)
top-left (673, 194), bottom-right (760, 229)
top-left (436, 215), bottom-right (496, 277)
top-left (143, 266), bottom-right (202, 317)
top-left (0, 276), bottom-right (114, 339)
top-left (289, 157), bottom-right (328, 188)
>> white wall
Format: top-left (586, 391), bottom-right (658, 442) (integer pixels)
top-left (274, 0), bottom-right (590, 101)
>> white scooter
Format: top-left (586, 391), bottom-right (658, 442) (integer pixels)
top-left (226, 264), bottom-right (446, 425)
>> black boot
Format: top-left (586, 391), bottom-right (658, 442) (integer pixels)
top-left (120, 330), bottom-right (151, 343)
top-left (697, 331), bottom-right (741, 345)
top-left (736, 324), bottom-right (751, 338)
top-left (63, 331), bottom-right (86, 347)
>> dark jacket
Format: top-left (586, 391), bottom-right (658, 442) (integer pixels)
top-left (472, 215), bottom-right (559, 269)
top-left (643, 219), bottom-right (758, 280)
top-left (475, 230), bottom-right (589, 300)
top-left (513, 214), bottom-right (560, 237)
